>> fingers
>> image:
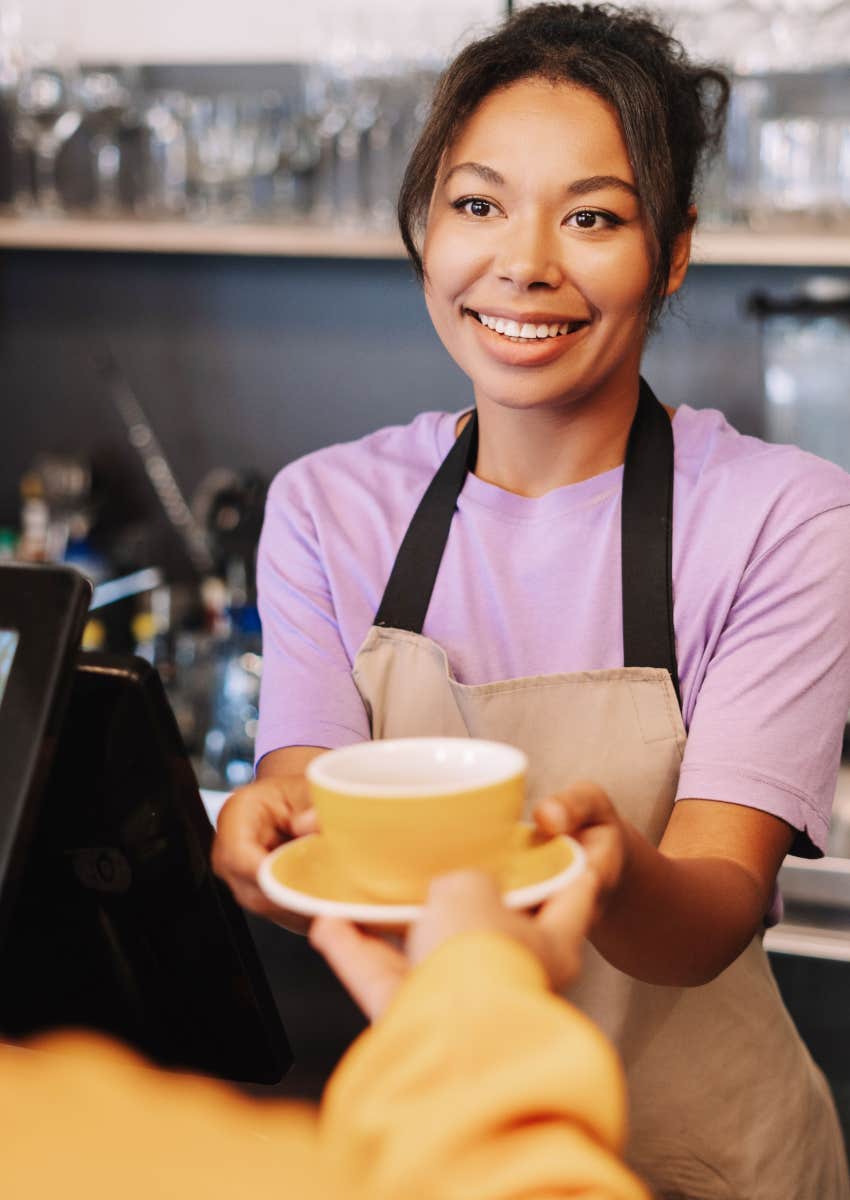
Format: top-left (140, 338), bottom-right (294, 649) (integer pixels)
top-left (533, 782), bottom-right (625, 896)
top-left (291, 807), bottom-right (320, 837)
top-left (427, 869), bottom-right (503, 907)
top-left (536, 868), bottom-right (598, 946)
top-left (575, 823), bottom-right (625, 894)
top-left (410, 868), bottom-right (600, 994)
top-left (310, 917), bottom-right (409, 1021)
top-left (211, 779), bottom-right (311, 917)
top-left (407, 870), bottom-right (510, 966)
top-left (534, 780), bottom-right (613, 837)
top-left (524, 869), bottom-right (599, 990)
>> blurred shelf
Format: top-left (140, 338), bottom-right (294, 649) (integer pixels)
top-left (778, 854), bottom-right (850, 911)
top-left (691, 225), bottom-right (850, 267)
top-left (1, 216), bottom-right (850, 266)
top-left (0, 216), bottom-right (405, 259)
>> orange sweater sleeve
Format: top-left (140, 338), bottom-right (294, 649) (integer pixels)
top-left (2, 932), bottom-right (649, 1200)
top-left (320, 931), bottom-right (651, 1200)
top-left (1, 1032), bottom-right (324, 1200)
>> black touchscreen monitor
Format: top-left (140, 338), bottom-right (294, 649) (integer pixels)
top-left (0, 564), bottom-right (291, 1085)
top-left (0, 563), bottom-right (91, 933)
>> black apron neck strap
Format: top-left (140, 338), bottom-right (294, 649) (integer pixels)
top-left (374, 381), bottom-right (680, 704)
top-left (621, 378), bottom-right (680, 704)
top-left (374, 410), bottom-right (478, 634)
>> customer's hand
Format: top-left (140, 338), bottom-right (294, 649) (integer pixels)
top-left (533, 781), bottom-right (626, 916)
top-left (211, 746), bottom-right (325, 927)
top-left (310, 867), bottom-right (600, 1022)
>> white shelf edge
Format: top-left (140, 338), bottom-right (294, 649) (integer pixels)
top-left (765, 923), bottom-right (850, 962)
top-left (1, 216), bottom-right (850, 266)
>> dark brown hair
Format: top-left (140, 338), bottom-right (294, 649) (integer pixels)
top-left (397, 2), bottom-right (729, 325)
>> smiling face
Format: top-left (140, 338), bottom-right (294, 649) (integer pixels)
top-left (422, 78), bottom-right (686, 419)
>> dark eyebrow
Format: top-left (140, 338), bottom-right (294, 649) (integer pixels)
top-left (442, 161), bottom-right (505, 187)
top-left (567, 174), bottom-right (639, 199)
top-left (442, 163), bottom-right (638, 200)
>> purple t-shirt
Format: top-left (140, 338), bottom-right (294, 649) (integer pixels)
top-left (256, 404), bottom-right (850, 859)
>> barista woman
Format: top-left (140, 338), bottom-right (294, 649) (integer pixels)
top-left (213, 5), bottom-right (850, 1196)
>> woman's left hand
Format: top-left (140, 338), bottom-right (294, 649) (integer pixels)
top-left (533, 781), bottom-right (628, 916)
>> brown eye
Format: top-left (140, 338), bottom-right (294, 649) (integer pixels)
top-left (566, 209), bottom-right (622, 231)
top-left (468, 198), bottom-right (492, 217)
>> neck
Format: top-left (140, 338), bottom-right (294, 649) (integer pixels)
top-left (467, 381), bottom-right (642, 498)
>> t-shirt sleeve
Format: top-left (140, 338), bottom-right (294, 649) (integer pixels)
top-left (254, 466), bottom-right (371, 763)
top-left (676, 504), bottom-right (850, 856)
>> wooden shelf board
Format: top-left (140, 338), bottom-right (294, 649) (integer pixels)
top-left (692, 225), bottom-right (850, 267)
top-left (0, 216), bottom-right (405, 259)
top-left (0, 216), bottom-right (849, 267)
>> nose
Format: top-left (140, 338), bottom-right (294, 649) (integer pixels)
top-left (494, 216), bottom-right (565, 290)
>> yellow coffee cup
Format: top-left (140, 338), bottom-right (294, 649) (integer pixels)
top-left (306, 737), bottom-right (528, 904)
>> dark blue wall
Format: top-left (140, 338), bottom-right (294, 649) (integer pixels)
top-left (1, 247), bottom-right (838, 572)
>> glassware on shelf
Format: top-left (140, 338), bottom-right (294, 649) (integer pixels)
top-left (184, 90), bottom-right (285, 221)
top-left (711, 68), bottom-right (850, 232)
top-left (823, 118), bottom-right (850, 219)
top-left (752, 108), bottom-right (850, 229)
top-left (76, 66), bottom-right (134, 215)
top-left (267, 100), bottom-right (310, 220)
top-left (184, 93), bottom-right (236, 219)
top-left (306, 64), bottom-right (351, 227)
top-left (1, 31), bottom-right (444, 232)
top-left (642, 3), bottom-right (850, 231)
top-left (235, 90), bottom-right (286, 218)
top-left (756, 117), bottom-right (824, 219)
top-left (138, 90), bottom-right (189, 218)
top-left (13, 58), bottom-right (81, 214)
top-left (362, 98), bottom-right (399, 230)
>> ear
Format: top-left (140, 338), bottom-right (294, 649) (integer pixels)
top-left (665, 205), bottom-right (697, 297)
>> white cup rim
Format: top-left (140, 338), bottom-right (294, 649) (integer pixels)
top-left (306, 737), bottom-right (528, 799)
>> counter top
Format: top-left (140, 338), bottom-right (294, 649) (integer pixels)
top-left (200, 788), bottom-right (230, 828)
top-left (767, 766), bottom-right (850, 960)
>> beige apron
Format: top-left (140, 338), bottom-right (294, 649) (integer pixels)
top-left (351, 386), bottom-right (849, 1199)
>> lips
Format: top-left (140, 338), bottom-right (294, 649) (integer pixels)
top-left (465, 307), bottom-right (589, 342)
top-left (463, 305), bottom-right (591, 369)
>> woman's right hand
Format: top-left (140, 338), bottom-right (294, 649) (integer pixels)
top-left (210, 746), bottom-right (326, 924)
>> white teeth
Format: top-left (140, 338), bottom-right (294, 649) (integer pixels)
top-left (473, 311), bottom-right (578, 340)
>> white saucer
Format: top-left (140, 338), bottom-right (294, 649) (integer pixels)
top-left (258, 824), bottom-right (585, 927)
